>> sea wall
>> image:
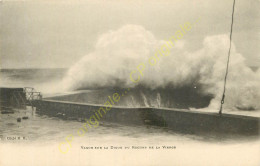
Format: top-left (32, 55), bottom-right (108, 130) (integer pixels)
top-left (34, 99), bottom-right (260, 136)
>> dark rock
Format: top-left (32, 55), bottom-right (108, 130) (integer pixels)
top-left (1, 110), bottom-right (14, 114)
top-left (17, 118), bottom-right (21, 122)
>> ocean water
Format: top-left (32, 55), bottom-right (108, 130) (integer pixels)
top-left (0, 68), bottom-right (260, 166)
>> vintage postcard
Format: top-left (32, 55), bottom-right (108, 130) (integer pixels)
top-left (0, 0), bottom-right (259, 165)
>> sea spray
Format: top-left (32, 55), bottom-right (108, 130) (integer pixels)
top-left (62, 25), bottom-right (260, 111)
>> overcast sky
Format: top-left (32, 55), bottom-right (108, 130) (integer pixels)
top-left (0, 0), bottom-right (259, 68)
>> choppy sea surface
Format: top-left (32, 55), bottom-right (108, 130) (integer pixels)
top-left (0, 68), bottom-right (260, 166)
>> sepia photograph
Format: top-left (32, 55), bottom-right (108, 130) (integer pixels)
top-left (0, 0), bottom-right (260, 165)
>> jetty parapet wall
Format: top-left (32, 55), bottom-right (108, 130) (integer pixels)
top-left (34, 99), bottom-right (260, 136)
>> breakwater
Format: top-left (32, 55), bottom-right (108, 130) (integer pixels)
top-left (34, 99), bottom-right (260, 136)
